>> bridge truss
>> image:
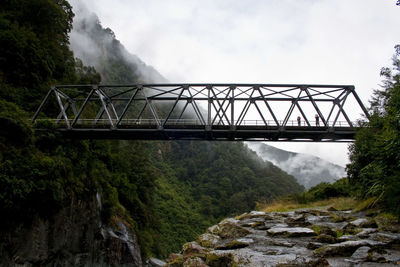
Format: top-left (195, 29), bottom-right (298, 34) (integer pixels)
top-left (32, 84), bottom-right (369, 142)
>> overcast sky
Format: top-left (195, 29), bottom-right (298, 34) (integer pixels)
top-left (70, 0), bottom-right (400, 167)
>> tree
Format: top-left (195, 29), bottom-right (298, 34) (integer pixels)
top-left (347, 45), bottom-right (400, 215)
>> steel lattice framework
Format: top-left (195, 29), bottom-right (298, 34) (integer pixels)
top-left (32, 84), bottom-right (369, 142)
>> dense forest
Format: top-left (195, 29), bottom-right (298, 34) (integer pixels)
top-left (0, 0), bottom-right (303, 263)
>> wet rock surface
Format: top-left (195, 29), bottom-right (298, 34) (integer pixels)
top-left (167, 208), bottom-right (400, 266)
top-left (0, 194), bottom-right (142, 267)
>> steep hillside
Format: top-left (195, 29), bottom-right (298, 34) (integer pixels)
top-left (0, 1), bottom-right (304, 264)
top-left (247, 143), bottom-right (346, 189)
top-left (69, 3), bottom-right (166, 84)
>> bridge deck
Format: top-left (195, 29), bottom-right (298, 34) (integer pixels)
top-left (37, 123), bottom-right (357, 142)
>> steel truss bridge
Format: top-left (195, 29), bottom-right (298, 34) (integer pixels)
top-left (32, 84), bottom-right (369, 142)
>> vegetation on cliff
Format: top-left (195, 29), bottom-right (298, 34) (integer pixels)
top-left (0, 0), bottom-right (304, 260)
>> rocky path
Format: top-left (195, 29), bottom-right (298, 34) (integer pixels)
top-left (156, 208), bottom-right (400, 267)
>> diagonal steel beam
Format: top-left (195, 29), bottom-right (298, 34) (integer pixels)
top-left (54, 89), bottom-right (71, 129)
top-left (255, 86), bottom-right (280, 126)
top-left (304, 86), bottom-right (327, 126)
top-left (96, 88), bottom-right (115, 128)
top-left (163, 86), bottom-right (186, 127)
top-left (71, 86), bottom-right (96, 127)
top-left (116, 86), bottom-right (141, 126)
top-left (32, 87), bottom-right (54, 122)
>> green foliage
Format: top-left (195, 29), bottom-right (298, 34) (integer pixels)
top-left (347, 45), bottom-right (400, 215)
top-left (162, 141), bottom-right (304, 218)
top-left (286, 178), bottom-right (351, 204)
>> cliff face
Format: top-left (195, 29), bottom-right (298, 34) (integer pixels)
top-left (0, 193), bottom-right (142, 266)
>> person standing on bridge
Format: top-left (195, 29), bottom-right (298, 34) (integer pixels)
top-left (297, 116), bottom-right (301, 126)
top-left (315, 114), bottom-right (320, 126)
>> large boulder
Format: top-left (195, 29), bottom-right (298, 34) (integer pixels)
top-left (197, 233), bottom-right (221, 248)
top-left (207, 219), bottom-right (250, 239)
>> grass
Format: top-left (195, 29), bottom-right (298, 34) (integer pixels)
top-left (257, 197), bottom-right (360, 213)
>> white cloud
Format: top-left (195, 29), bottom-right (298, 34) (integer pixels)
top-left (69, 0), bottom-right (400, 166)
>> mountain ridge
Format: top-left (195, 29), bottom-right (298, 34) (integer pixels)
top-left (246, 142), bottom-right (346, 189)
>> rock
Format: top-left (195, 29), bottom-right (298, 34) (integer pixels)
top-left (236, 211), bottom-right (267, 220)
top-left (182, 242), bottom-right (207, 257)
top-left (239, 218), bottom-right (265, 228)
top-left (166, 254), bottom-right (184, 267)
top-left (284, 214), bottom-right (311, 227)
top-left (249, 211), bottom-right (267, 217)
top-left (295, 209), bottom-right (329, 216)
top-left (375, 214), bottom-right (400, 233)
top-left (314, 240), bottom-right (386, 257)
top-left (1, 196), bottom-right (143, 267)
top-left (206, 225), bottom-right (220, 235)
top-left (271, 240), bottom-right (295, 247)
top-left (342, 222), bottom-right (361, 235)
top-left (327, 206), bottom-right (337, 211)
top-left (147, 257), bottom-right (167, 267)
top-left (369, 232), bottom-right (400, 245)
top-left (215, 238), bottom-right (253, 250)
top-left (211, 218), bottom-right (250, 239)
top-left (317, 225), bottom-right (337, 237)
top-left (356, 228), bottom-right (378, 238)
top-left (267, 227), bottom-right (316, 237)
top-left (205, 252), bottom-right (236, 267)
top-left (350, 218), bottom-right (377, 228)
top-left (307, 242), bottom-right (324, 250)
top-left (338, 235), bottom-right (358, 242)
top-left (351, 246), bottom-right (370, 260)
top-left (197, 233), bottom-right (220, 248)
top-left (313, 234), bottom-right (337, 244)
top-left (330, 213), bottom-right (347, 223)
top-left (183, 257), bottom-right (208, 267)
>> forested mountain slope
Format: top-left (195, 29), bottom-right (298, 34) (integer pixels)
top-left (247, 142), bottom-right (346, 189)
top-left (0, 1), bottom-right (303, 264)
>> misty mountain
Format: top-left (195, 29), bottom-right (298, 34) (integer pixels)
top-left (69, 2), bottom-right (166, 84)
top-left (246, 143), bottom-right (346, 189)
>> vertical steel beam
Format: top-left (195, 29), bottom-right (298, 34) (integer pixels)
top-left (207, 85), bottom-right (212, 127)
top-left (231, 85), bottom-right (235, 126)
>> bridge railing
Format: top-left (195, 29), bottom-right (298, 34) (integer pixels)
top-left (34, 118), bottom-right (354, 128)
